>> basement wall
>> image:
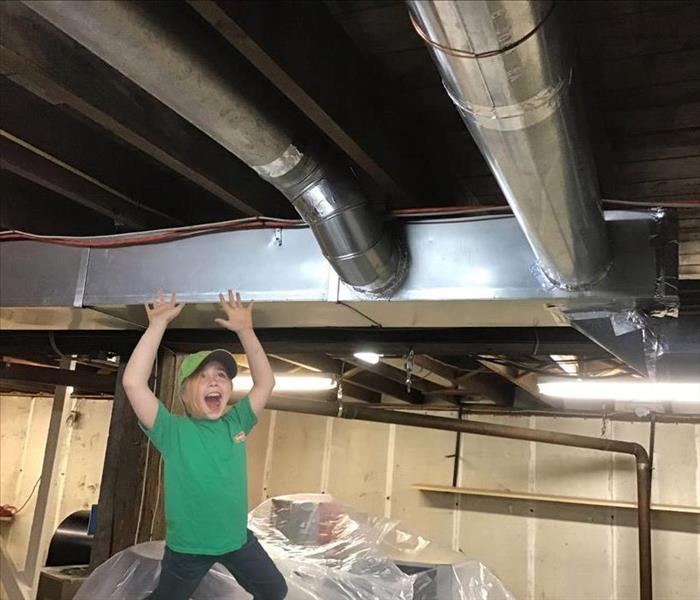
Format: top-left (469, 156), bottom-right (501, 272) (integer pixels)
top-left (0, 395), bottom-right (111, 583)
top-left (248, 407), bottom-right (700, 600)
top-left (2, 394), bottom-right (697, 600)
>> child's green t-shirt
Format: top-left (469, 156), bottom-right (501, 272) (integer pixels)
top-left (139, 396), bottom-right (257, 555)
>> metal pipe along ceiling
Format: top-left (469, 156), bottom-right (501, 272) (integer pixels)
top-left (24, 0), bottom-right (404, 293)
top-left (407, 0), bottom-right (611, 289)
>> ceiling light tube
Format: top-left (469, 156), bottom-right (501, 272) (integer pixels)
top-left (549, 354), bottom-right (578, 375)
top-left (353, 352), bottom-right (382, 365)
top-left (538, 378), bottom-right (700, 403)
top-left (233, 374), bottom-right (337, 392)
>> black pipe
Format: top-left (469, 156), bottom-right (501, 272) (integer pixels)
top-left (267, 397), bottom-right (653, 600)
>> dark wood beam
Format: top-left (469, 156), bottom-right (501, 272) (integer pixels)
top-left (0, 2), bottom-right (291, 218)
top-left (337, 381), bottom-right (381, 404)
top-left (1, 169), bottom-right (115, 235)
top-left (269, 353), bottom-right (380, 403)
top-left (189, 0), bottom-right (425, 205)
top-left (0, 380), bottom-right (57, 395)
top-left (0, 363), bottom-right (117, 394)
top-left (270, 353), bottom-right (340, 374)
top-left (0, 78), bottom-right (233, 226)
top-left (0, 133), bottom-right (173, 230)
top-left (477, 358), bottom-right (557, 409)
top-left (0, 328), bottom-right (609, 362)
top-left (340, 356), bottom-right (445, 394)
top-left (345, 370), bottom-right (423, 404)
top-left (412, 355), bottom-right (459, 384)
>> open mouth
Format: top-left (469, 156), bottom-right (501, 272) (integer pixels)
top-left (204, 392), bottom-right (222, 411)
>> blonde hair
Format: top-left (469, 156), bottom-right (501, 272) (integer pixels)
top-left (177, 377), bottom-right (198, 417)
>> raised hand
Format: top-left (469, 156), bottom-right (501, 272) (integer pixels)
top-left (145, 290), bottom-right (184, 328)
top-left (215, 289), bottom-right (254, 333)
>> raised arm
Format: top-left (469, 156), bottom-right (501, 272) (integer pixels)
top-left (216, 290), bottom-right (275, 416)
top-left (122, 291), bottom-right (184, 429)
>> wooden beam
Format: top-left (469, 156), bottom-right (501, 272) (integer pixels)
top-left (345, 370), bottom-right (424, 404)
top-left (189, 0), bottom-right (424, 205)
top-left (337, 381), bottom-right (381, 403)
top-left (477, 358), bottom-right (557, 408)
top-left (270, 353), bottom-right (380, 402)
top-left (0, 380), bottom-right (57, 396)
top-left (411, 483), bottom-right (700, 515)
top-left (0, 363), bottom-right (117, 394)
top-left (270, 353), bottom-right (340, 374)
top-left (1, 168), bottom-right (115, 235)
top-left (0, 1), bottom-right (290, 218)
top-left (412, 355), bottom-right (459, 384)
top-left (0, 133), bottom-right (168, 230)
top-left (340, 356), bottom-right (445, 394)
top-left (0, 328), bottom-right (609, 361)
top-left (0, 78), bottom-right (229, 226)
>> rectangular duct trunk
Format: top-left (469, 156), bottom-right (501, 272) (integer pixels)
top-left (0, 212), bottom-right (677, 331)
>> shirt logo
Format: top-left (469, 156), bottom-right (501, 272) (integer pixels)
top-left (233, 431), bottom-right (246, 443)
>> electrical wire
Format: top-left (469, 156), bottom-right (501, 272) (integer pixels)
top-left (0, 198), bottom-right (696, 249)
top-left (602, 198), bottom-right (700, 209)
top-left (0, 216), bottom-right (304, 248)
top-left (2, 477), bottom-right (42, 516)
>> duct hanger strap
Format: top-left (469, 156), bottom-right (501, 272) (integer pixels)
top-left (408, 1), bottom-right (556, 60)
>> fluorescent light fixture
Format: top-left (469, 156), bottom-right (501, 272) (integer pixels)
top-left (353, 352), bottom-right (381, 365)
top-left (550, 354), bottom-right (578, 375)
top-left (538, 378), bottom-right (700, 403)
top-left (233, 374), bottom-right (337, 392)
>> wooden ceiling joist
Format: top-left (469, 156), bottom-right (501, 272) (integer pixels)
top-left (0, 1), bottom-right (291, 219)
top-left (0, 132), bottom-right (172, 230)
top-left (189, 0), bottom-right (424, 206)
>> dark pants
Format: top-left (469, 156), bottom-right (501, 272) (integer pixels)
top-left (147, 530), bottom-right (287, 600)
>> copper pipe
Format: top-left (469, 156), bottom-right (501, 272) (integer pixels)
top-left (267, 397), bottom-right (653, 600)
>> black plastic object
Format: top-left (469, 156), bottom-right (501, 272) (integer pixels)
top-left (45, 510), bottom-right (93, 567)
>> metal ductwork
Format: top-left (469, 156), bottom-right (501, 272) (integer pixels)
top-left (407, 0), bottom-right (611, 289)
top-left (0, 211), bottom-right (676, 332)
top-left (24, 0), bottom-right (403, 293)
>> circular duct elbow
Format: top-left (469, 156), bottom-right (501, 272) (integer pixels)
top-left (26, 0), bottom-right (405, 294)
top-left (261, 148), bottom-right (406, 294)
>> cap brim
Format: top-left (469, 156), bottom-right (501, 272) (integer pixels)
top-left (200, 349), bottom-right (238, 379)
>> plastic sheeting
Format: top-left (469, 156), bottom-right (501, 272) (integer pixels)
top-left (76, 494), bottom-right (515, 600)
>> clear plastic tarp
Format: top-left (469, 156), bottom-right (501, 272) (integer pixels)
top-left (76, 494), bottom-right (515, 599)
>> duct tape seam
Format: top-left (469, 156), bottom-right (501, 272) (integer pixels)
top-left (252, 144), bottom-right (303, 179)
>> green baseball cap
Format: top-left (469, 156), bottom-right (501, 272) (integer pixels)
top-left (178, 349), bottom-right (238, 388)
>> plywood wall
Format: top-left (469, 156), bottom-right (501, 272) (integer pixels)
top-left (248, 408), bottom-right (700, 600)
top-left (0, 396), bottom-right (111, 571)
top-left (3, 393), bottom-right (696, 599)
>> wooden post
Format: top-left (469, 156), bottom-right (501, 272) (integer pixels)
top-left (90, 351), bottom-right (181, 569)
top-left (136, 350), bottom-right (179, 543)
top-left (89, 363), bottom-right (149, 570)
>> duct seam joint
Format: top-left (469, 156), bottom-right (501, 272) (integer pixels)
top-left (251, 144), bottom-right (303, 179)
